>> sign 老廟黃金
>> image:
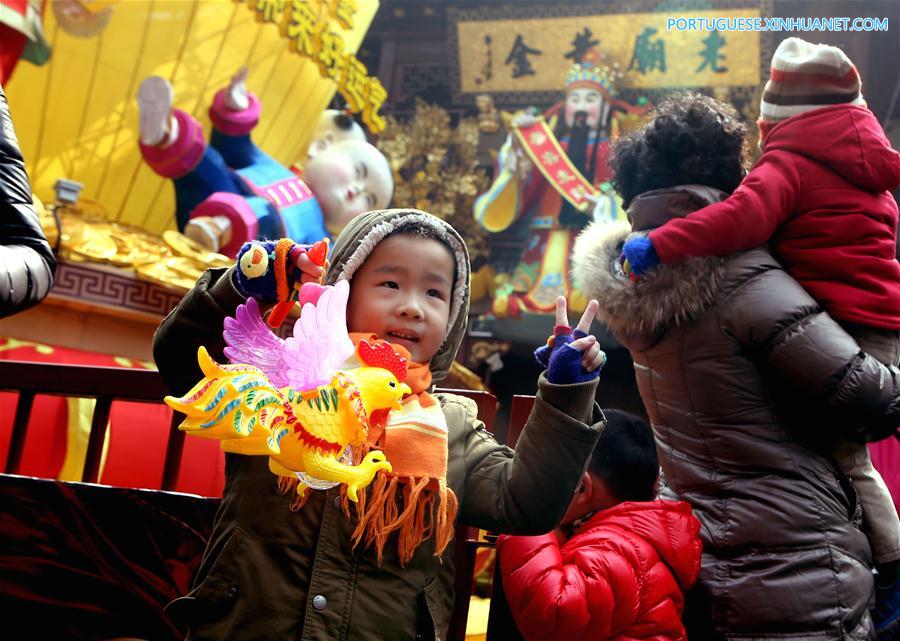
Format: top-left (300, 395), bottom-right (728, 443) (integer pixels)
top-left (457, 8), bottom-right (761, 95)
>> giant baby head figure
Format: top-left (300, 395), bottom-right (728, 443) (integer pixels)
top-left (303, 137), bottom-right (394, 234)
top-left (305, 109), bottom-right (366, 159)
top-left (293, 109), bottom-right (393, 233)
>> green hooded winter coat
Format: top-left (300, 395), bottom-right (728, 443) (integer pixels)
top-left (153, 209), bottom-right (606, 640)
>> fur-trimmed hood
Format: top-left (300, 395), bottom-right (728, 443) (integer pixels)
top-left (571, 186), bottom-right (726, 347)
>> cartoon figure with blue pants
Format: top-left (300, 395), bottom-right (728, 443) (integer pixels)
top-left (137, 67), bottom-right (393, 257)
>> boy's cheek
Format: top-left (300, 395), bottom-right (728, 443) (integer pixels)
top-left (346, 295), bottom-right (391, 336)
top-left (344, 291), bottom-right (367, 333)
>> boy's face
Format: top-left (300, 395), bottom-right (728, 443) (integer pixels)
top-left (346, 234), bottom-right (454, 364)
top-left (304, 140), bottom-right (394, 234)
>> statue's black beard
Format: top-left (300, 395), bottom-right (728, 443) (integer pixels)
top-left (558, 111), bottom-right (591, 228)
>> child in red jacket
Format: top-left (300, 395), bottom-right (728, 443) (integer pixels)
top-left (622, 37), bottom-right (900, 632)
top-left (497, 410), bottom-right (702, 641)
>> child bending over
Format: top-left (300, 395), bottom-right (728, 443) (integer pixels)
top-left (498, 410), bottom-right (701, 641)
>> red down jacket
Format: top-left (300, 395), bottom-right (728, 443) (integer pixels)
top-left (497, 500), bottom-right (702, 641)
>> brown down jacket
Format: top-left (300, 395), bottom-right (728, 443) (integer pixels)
top-left (572, 184), bottom-right (900, 641)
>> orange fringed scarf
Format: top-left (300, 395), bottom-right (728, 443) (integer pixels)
top-left (277, 334), bottom-right (458, 565)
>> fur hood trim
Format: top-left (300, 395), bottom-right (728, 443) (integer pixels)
top-left (571, 221), bottom-right (725, 339)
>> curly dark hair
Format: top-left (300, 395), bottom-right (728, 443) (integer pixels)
top-left (610, 92), bottom-right (750, 209)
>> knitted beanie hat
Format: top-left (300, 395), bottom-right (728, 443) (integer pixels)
top-left (760, 37), bottom-right (866, 124)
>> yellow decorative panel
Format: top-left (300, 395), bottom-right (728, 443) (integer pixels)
top-left (6, 0), bottom-right (378, 234)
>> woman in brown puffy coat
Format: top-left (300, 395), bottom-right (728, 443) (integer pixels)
top-left (572, 93), bottom-right (899, 640)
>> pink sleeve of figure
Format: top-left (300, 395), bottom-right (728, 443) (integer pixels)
top-left (140, 109), bottom-right (207, 179)
top-left (649, 152), bottom-right (801, 264)
top-left (869, 440), bottom-right (900, 515)
top-left (209, 89), bottom-right (261, 136)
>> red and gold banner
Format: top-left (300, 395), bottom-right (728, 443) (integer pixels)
top-left (513, 118), bottom-right (598, 212)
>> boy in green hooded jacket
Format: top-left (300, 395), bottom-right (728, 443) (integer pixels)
top-left (154, 208), bottom-right (607, 640)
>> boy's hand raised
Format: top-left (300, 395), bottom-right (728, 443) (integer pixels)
top-left (294, 251), bottom-right (324, 285)
top-left (564, 297), bottom-right (605, 373)
top-left (535, 296), bottom-right (606, 384)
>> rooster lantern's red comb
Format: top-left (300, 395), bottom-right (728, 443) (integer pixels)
top-left (357, 340), bottom-right (408, 382)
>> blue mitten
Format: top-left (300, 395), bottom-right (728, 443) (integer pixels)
top-left (234, 240), bottom-right (309, 302)
top-left (622, 235), bottom-right (660, 277)
top-left (535, 326), bottom-right (603, 384)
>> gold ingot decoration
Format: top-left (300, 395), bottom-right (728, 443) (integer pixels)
top-left (163, 230), bottom-right (232, 269)
top-left (108, 224), bottom-right (164, 268)
top-left (63, 216), bottom-right (118, 262)
top-left (134, 261), bottom-right (200, 292)
top-left (43, 201), bottom-right (234, 293)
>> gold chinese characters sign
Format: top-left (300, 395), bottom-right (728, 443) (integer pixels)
top-left (456, 8), bottom-right (762, 95)
top-left (239, 0), bottom-right (388, 132)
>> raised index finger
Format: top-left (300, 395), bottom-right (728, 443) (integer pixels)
top-left (555, 296), bottom-right (568, 327)
top-left (575, 299), bottom-right (600, 333)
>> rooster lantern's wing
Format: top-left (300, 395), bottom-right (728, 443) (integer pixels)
top-left (223, 297), bottom-right (293, 388)
top-left (281, 280), bottom-right (355, 390)
top-left (166, 280), bottom-right (395, 500)
top-left (222, 280), bottom-right (355, 391)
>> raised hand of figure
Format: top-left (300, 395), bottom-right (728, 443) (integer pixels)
top-left (534, 296), bottom-right (606, 384)
top-left (501, 135), bottom-right (534, 178)
top-left (511, 111), bottom-right (538, 130)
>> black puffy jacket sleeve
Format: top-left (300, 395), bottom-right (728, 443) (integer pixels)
top-left (0, 83), bottom-right (56, 317)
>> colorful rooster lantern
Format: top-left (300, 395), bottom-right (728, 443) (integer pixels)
top-left (164, 280), bottom-right (412, 500)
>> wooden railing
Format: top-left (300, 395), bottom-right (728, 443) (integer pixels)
top-left (0, 360), bottom-right (186, 490)
top-left (0, 359), bottom-right (536, 641)
top-left (0, 359), bottom-right (509, 495)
